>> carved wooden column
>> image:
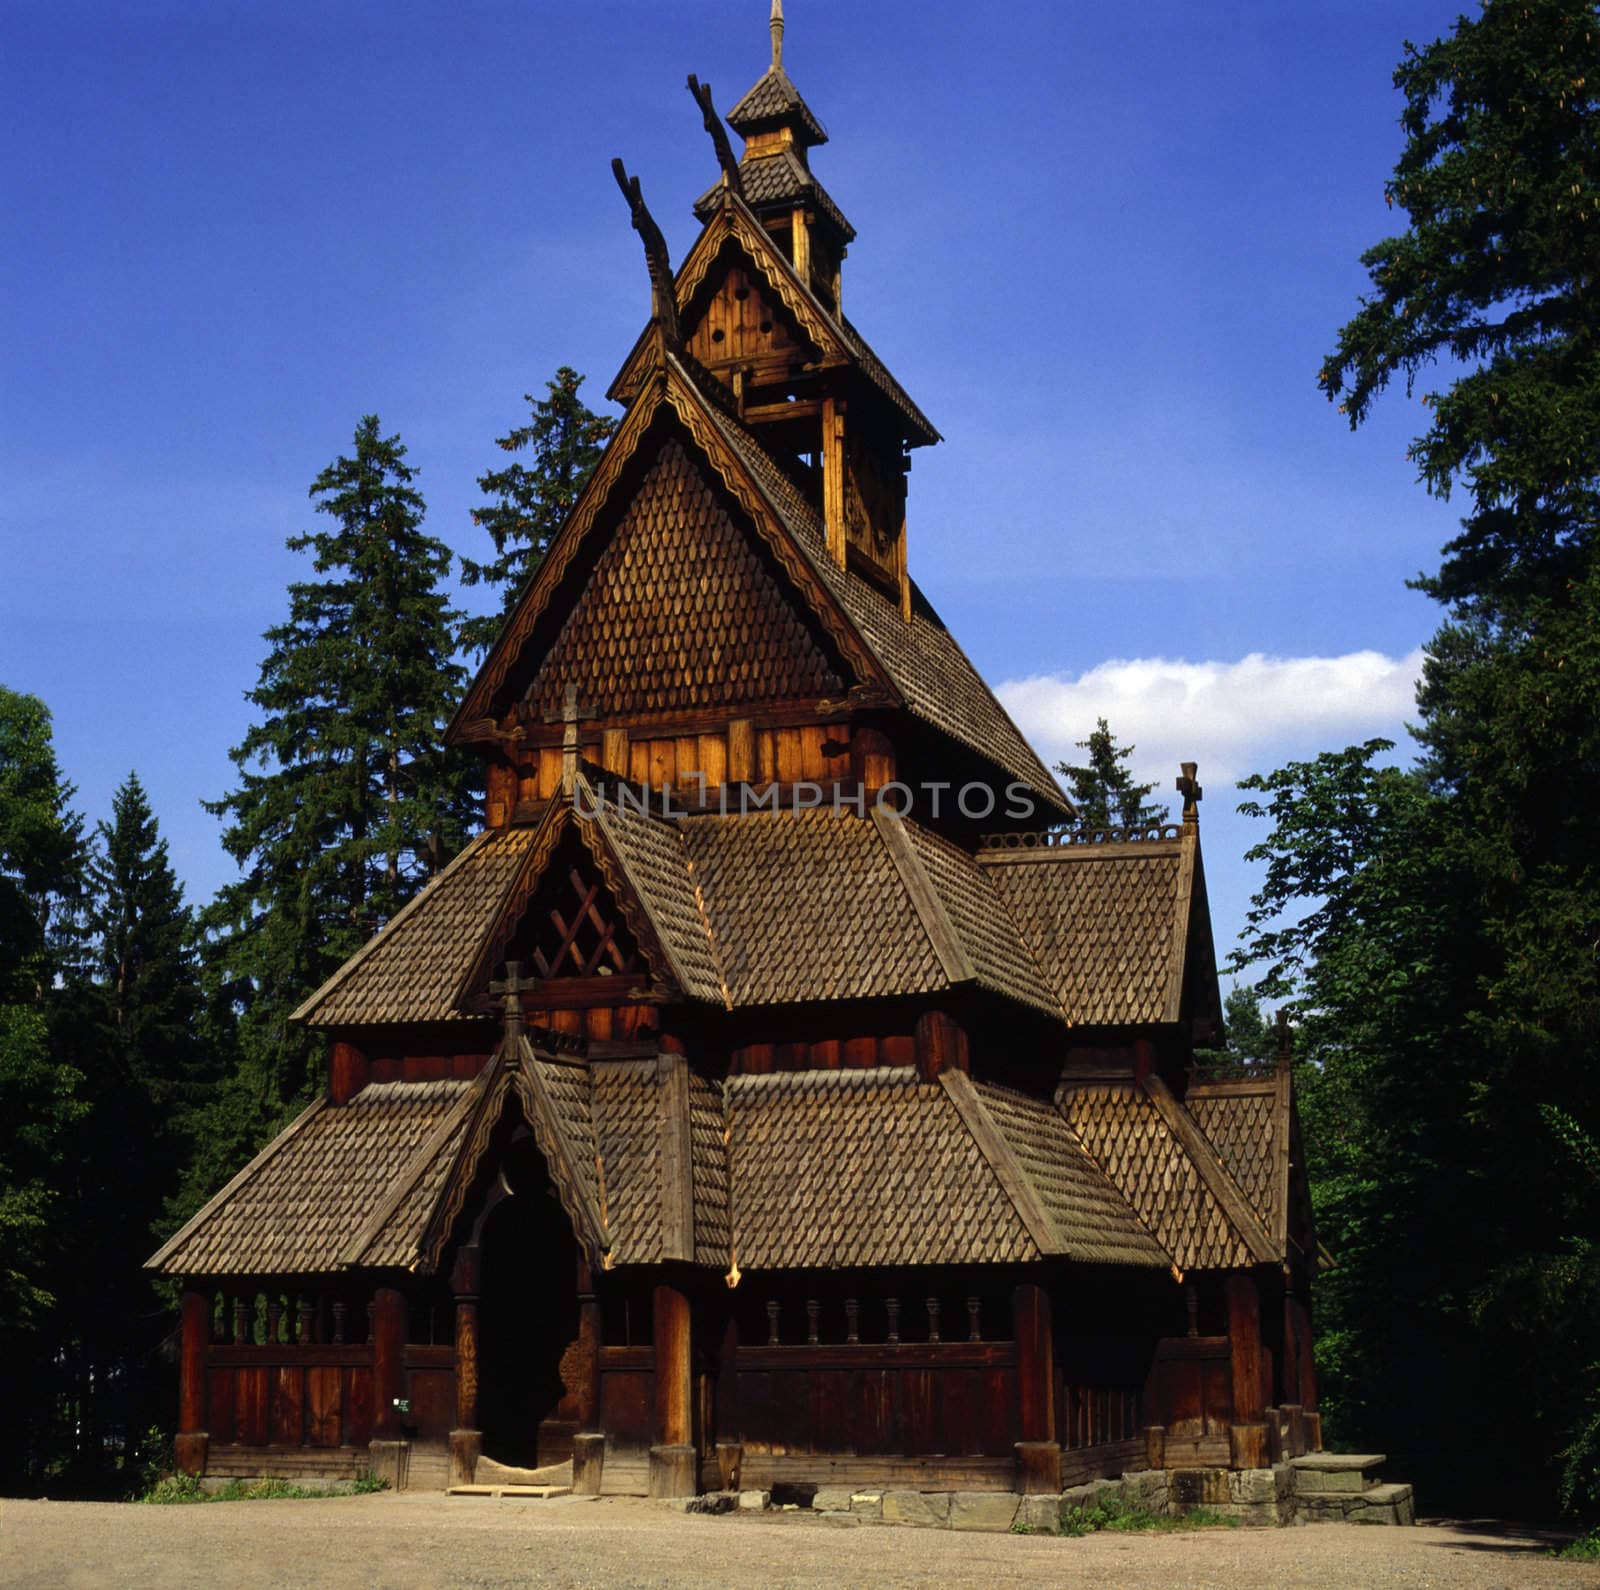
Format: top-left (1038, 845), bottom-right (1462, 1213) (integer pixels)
top-left (648, 1280), bottom-right (695, 1498)
top-left (175, 1288), bottom-right (210, 1476)
top-left (572, 1258), bottom-right (606, 1495)
top-left (1012, 1281), bottom-right (1060, 1493)
top-left (369, 1286), bottom-right (409, 1491)
top-left (449, 1245), bottom-right (482, 1488)
top-left (1226, 1271), bottom-right (1270, 1469)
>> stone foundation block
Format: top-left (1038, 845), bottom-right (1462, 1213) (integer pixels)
top-left (812, 1487), bottom-right (855, 1513)
top-left (1017, 1495), bottom-right (1062, 1532)
top-left (1118, 1471), bottom-right (1166, 1511)
top-left (949, 1491), bottom-right (1020, 1533)
top-left (849, 1491), bottom-right (883, 1518)
top-left (1170, 1468), bottom-right (1230, 1507)
top-left (738, 1489), bottom-right (770, 1511)
top-left (1229, 1467), bottom-right (1278, 1505)
top-left (882, 1491), bottom-right (951, 1527)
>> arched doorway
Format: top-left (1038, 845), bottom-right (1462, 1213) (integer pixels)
top-left (476, 1133), bottom-right (582, 1468)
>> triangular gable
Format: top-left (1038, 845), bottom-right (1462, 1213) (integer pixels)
top-left (453, 786), bottom-right (712, 1013)
top-left (450, 369), bottom-right (894, 744)
top-left (608, 192), bottom-right (937, 444)
top-left (415, 1037), bottom-right (611, 1274)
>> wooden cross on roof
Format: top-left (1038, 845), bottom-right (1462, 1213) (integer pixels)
top-left (542, 682), bottom-right (599, 795)
top-left (488, 959), bottom-right (537, 1045)
top-left (1274, 1007), bottom-right (1294, 1069)
top-left (1176, 761), bottom-right (1203, 824)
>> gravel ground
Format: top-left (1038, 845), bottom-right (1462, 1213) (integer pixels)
top-left (2, 1493), bottom-right (1596, 1590)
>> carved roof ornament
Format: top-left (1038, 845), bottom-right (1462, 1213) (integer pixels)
top-left (770, 0), bottom-right (784, 70)
top-left (610, 158), bottom-right (680, 352)
top-left (1176, 761), bottom-right (1203, 824)
top-left (687, 75), bottom-right (743, 199)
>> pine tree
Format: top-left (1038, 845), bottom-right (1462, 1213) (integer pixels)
top-left (458, 368), bottom-right (617, 657)
top-left (1055, 718), bottom-right (1169, 831)
top-left (85, 773), bottom-right (210, 1116)
top-left (0, 687), bottom-right (88, 1488)
top-left (201, 416), bottom-right (473, 1120)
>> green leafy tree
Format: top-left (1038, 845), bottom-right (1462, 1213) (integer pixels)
top-left (459, 368), bottom-right (617, 657)
top-left (1238, 0), bottom-right (1600, 1521)
top-left (1193, 985), bottom-right (1279, 1074)
top-left (200, 416), bottom-right (473, 1140)
top-left (1056, 718), bottom-right (1169, 830)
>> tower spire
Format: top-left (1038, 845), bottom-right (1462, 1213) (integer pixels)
top-left (770, 0), bottom-right (784, 70)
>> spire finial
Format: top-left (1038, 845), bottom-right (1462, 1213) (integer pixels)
top-left (770, 0), bottom-right (784, 70)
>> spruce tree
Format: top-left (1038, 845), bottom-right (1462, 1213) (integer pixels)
top-left (201, 416), bottom-right (472, 1121)
top-left (0, 687), bottom-right (88, 1488)
top-left (459, 368), bottom-right (616, 657)
top-left (85, 773), bottom-right (210, 1116)
top-left (1056, 718), bottom-right (1169, 831)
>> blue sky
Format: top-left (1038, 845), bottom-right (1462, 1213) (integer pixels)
top-left (2, 0), bottom-right (1467, 970)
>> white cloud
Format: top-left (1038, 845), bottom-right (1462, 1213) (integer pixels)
top-left (997, 648), bottom-right (1425, 788)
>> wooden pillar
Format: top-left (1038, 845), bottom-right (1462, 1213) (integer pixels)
top-left (449, 1247), bottom-right (482, 1488)
top-left (328, 1041), bottom-right (369, 1105)
top-left (1226, 1271), bottom-right (1269, 1469)
top-left (714, 1313), bottom-right (742, 1492)
top-left (175, 1288), bottom-right (210, 1476)
top-left (915, 1008), bottom-right (969, 1081)
top-left (822, 396), bottom-right (846, 567)
top-left (572, 1259), bottom-right (606, 1495)
top-left (727, 718), bottom-right (756, 786)
top-left (1012, 1281), bottom-right (1060, 1493)
top-left (648, 1280), bottom-right (696, 1498)
top-left (369, 1286), bottom-right (410, 1490)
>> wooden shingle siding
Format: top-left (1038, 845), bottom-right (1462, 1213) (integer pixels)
top-left (1058, 1080), bottom-right (1254, 1272)
top-left (524, 438), bottom-right (845, 721)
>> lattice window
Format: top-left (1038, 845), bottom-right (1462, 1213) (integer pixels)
top-left (508, 838), bottom-right (641, 980)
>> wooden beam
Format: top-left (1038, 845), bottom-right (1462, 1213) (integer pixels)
top-left (873, 808), bottom-right (976, 987)
top-left (821, 395), bottom-right (846, 567)
top-left (648, 1282), bottom-right (696, 1498)
top-left (940, 1070), bottom-right (1059, 1255)
top-left (372, 1287), bottom-right (407, 1442)
top-left (657, 1051), bottom-right (695, 1262)
top-left (1013, 1282), bottom-right (1061, 1493)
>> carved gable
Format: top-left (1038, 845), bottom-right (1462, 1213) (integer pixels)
top-left (523, 435), bottom-right (846, 721)
top-left (683, 256), bottom-right (813, 379)
top-left (506, 831), bottom-right (643, 982)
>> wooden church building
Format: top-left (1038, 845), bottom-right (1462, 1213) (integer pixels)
top-left (150, 8), bottom-right (1321, 1499)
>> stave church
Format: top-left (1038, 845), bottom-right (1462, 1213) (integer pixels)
top-left (150, 5), bottom-right (1321, 1501)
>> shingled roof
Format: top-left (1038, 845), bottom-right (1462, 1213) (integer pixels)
top-left (1185, 1071), bottom-right (1292, 1254)
top-left (724, 1067), bottom-right (1169, 1272)
top-left (1056, 1073), bottom-right (1284, 1272)
top-left (979, 828), bottom-right (1203, 1026)
top-left (694, 149), bottom-right (855, 241)
top-left (292, 827), bottom-right (532, 1029)
top-left (150, 1045), bottom-right (1283, 1280)
top-left (147, 1081), bottom-right (476, 1278)
top-left (726, 65), bottom-right (828, 145)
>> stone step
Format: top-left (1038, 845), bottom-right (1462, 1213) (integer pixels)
top-left (1299, 1480), bottom-right (1414, 1526)
top-left (1290, 1452), bottom-right (1386, 1494)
